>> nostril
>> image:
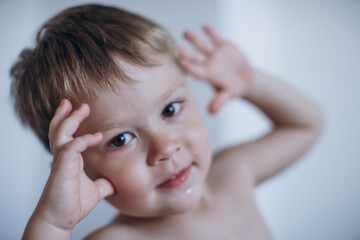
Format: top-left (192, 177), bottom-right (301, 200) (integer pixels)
top-left (152, 146), bottom-right (180, 165)
top-left (147, 136), bottom-right (181, 166)
top-left (159, 157), bottom-right (168, 162)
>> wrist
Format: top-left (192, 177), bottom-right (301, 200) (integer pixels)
top-left (241, 69), bottom-right (260, 100)
top-left (23, 212), bottom-right (73, 240)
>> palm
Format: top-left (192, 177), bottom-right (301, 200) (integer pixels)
top-left (70, 159), bottom-right (101, 219)
top-left (179, 25), bottom-right (253, 114)
top-left (207, 43), bottom-right (250, 93)
top-left (40, 153), bottom-right (103, 230)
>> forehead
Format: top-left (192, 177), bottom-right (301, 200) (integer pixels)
top-left (101, 54), bottom-right (185, 104)
top-left (78, 54), bottom-right (187, 132)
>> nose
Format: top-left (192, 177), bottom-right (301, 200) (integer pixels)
top-left (147, 132), bottom-right (181, 166)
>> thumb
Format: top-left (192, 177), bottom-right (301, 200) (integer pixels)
top-left (94, 178), bottom-right (115, 200)
top-left (208, 91), bottom-right (232, 114)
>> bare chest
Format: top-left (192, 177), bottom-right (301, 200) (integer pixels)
top-left (191, 203), bottom-right (271, 240)
top-left (135, 197), bottom-right (273, 240)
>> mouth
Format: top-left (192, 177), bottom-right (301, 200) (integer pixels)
top-left (156, 164), bottom-right (192, 189)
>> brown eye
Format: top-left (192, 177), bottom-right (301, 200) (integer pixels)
top-left (162, 102), bottom-right (180, 118)
top-left (110, 133), bottom-right (133, 147)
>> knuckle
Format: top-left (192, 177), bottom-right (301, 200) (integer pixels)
top-left (65, 115), bottom-right (81, 130)
top-left (48, 121), bottom-right (56, 138)
top-left (62, 136), bottom-right (86, 152)
top-left (63, 136), bottom-right (78, 150)
top-left (62, 141), bottom-right (73, 152)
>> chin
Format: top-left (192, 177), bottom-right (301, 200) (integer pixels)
top-left (162, 187), bottom-right (204, 216)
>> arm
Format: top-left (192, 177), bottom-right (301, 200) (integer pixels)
top-left (179, 25), bottom-right (323, 185)
top-left (218, 70), bottom-right (323, 184)
top-left (22, 100), bottom-right (114, 240)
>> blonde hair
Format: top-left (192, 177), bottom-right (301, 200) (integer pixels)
top-left (10, 4), bottom-right (178, 152)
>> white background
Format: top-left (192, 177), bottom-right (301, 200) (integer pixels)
top-left (0, 0), bottom-right (359, 239)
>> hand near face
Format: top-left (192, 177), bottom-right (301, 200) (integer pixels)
top-left (32, 99), bottom-right (115, 233)
top-left (179, 25), bottom-right (254, 114)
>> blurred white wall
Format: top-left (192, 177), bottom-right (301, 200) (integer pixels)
top-left (1, 0), bottom-right (359, 240)
top-left (219, 1), bottom-right (360, 239)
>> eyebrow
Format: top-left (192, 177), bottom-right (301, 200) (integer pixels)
top-left (99, 81), bottom-right (186, 132)
top-left (158, 81), bottom-right (186, 103)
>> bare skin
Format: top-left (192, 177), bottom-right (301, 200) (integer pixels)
top-left (87, 164), bottom-right (270, 240)
top-left (22, 26), bottom-right (323, 240)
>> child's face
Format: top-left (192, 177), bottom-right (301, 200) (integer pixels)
top-left (77, 54), bottom-right (212, 218)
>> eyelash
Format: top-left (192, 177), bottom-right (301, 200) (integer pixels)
top-left (162, 101), bottom-right (182, 118)
top-left (107, 101), bottom-right (183, 149)
top-left (108, 132), bottom-right (133, 148)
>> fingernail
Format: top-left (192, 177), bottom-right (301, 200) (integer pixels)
top-left (94, 132), bottom-right (102, 138)
top-left (55, 99), bottom-right (65, 115)
top-left (60, 99), bottom-right (66, 107)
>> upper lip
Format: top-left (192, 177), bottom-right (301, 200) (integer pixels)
top-left (156, 163), bottom-right (192, 187)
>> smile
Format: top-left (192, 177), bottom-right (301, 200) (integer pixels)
top-left (157, 165), bottom-right (191, 189)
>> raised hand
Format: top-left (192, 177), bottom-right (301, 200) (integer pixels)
top-left (24, 99), bottom-right (114, 239)
top-left (178, 25), bottom-right (254, 114)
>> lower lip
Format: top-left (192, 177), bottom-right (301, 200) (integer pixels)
top-left (157, 165), bottom-right (191, 189)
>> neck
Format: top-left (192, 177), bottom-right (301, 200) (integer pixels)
top-left (115, 184), bottom-right (214, 225)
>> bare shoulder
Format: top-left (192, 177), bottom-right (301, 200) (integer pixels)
top-left (84, 225), bottom-right (122, 240)
top-left (207, 144), bottom-right (255, 197)
top-left (84, 221), bottom-right (137, 240)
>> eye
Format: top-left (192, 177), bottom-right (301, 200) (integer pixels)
top-left (162, 102), bottom-right (181, 118)
top-left (109, 132), bottom-right (133, 148)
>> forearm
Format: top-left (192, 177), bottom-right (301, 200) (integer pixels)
top-left (22, 213), bottom-right (72, 240)
top-left (243, 70), bottom-right (323, 132)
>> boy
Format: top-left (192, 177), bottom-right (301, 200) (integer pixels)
top-left (11, 4), bottom-right (322, 240)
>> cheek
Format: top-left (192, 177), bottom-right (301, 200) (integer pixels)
top-left (83, 149), bottom-right (152, 194)
top-left (98, 155), bottom-right (154, 200)
top-left (183, 118), bottom-right (212, 164)
top-left (82, 150), bottom-right (156, 215)
top-left (82, 150), bottom-right (103, 180)
top-left (182, 99), bottom-right (211, 159)
top-left (103, 160), bottom-right (156, 214)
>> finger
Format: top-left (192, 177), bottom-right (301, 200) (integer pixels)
top-left (52, 104), bottom-right (90, 155)
top-left (184, 31), bottom-right (214, 55)
top-left (203, 25), bottom-right (226, 46)
top-left (54, 132), bottom-right (103, 177)
top-left (48, 99), bottom-right (72, 152)
top-left (177, 46), bottom-right (206, 64)
top-left (180, 59), bottom-right (208, 80)
top-left (94, 178), bottom-right (115, 199)
top-left (208, 91), bottom-right (232, 114)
